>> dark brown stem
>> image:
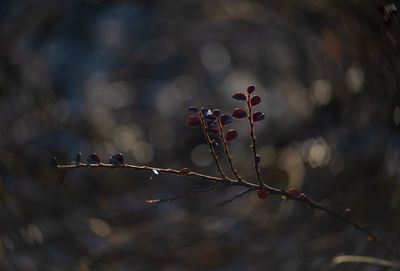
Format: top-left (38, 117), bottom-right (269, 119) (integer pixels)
top-left (215, 187), bottom-right (254, 207)
top-left (216, 118), bottom-right (243, 182)
top-left (246, 95), bottom-right (263, 188)
top-left (199, 112), bottom-right (229, 180)
top-left (57, 162), bottom-right (237, 185)
top-left (55, 162), bottom-right (400, 262)
top-left (146, 184), bottom-right (230, 204)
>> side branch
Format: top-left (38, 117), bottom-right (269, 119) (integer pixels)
top-left (57, 163), bottom-right (238, 185)
top-left (246, 95), bottom-right (264, 188)
top-left (199, 112), bottom-right (229, 180)
top-left (216, 118), bottom-right (243, 182)
top-left (55, 162), bottom-right (400, 261)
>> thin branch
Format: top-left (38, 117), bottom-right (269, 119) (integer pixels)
top-left (146, 184), bottom-right (230, 204)
top-left (246, 95), bottom-right (264, 188)
top-left (55, 161), bottom-right (400, 261)
top-left (57, 163), bottom-right (240, 185)
top-left (216, 118), bottom-right (244, 183)
top-left (215, 187), bottom-right (254, 207)
top-left (199, 112), bottom-right (229, 180)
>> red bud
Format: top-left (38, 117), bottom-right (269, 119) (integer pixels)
top-left (257, 189), bottom-right (268, 199)
top-left (232, 108), bottom-right (247, 119)
top-left (247, 85), bottom-right (255, 94)
top-left (232, 92), bottom-right (247, 101)
top-left (186, 115), bottom-right (201, 128)
top-left (250, 95), bottom-right (261, 106)
top-left (225, 129), bottom-right (238, 141)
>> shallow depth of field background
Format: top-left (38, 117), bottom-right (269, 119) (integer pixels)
top-left (1, 1), bottom-right (400, 270)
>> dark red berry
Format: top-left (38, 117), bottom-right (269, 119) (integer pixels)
top-left (287, 188), bottom-right (301, 198)
top-left (257, 189), bottom-right (268, 199)
top-left (232, 92), bottom-right (247, 101)
top-left (232, 108), bottom-right (247, 119)
top-left (225, 129), bottom-right (238, 141)
top-left (247, 85), bottom-right (255, 94)
top-left (110, 153), bottom-right (124, 166)
top-left (250, 96), bottom-right (261, 106)
top-left (220, 114), bottom-right (233, 126)
top-left (252, 111), bottom-right (265, 122)
top-left (186, 115), bottom-right (201, 128)
top-left (87, 153), bottom-right (100, 164)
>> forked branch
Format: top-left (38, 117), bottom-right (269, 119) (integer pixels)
top-left (54, 85), bottom-right (400, 263)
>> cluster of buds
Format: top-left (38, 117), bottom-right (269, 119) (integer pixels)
top-left (232, 85), bottom-right (265, 122)
top-left (186, 85), bottom-right (269, 199)
top-left (187, 107), bottom-right (238, 140)
top-left (52, 85), bottom-right (395, 261)
top-left (60, 152), bottom-right (126, 166)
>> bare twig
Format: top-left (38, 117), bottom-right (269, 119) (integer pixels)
top-left (216, 117), bottom-right (243, 182)
top-left (246, 94), bottom-right (264, 188)
top-left (146, 184), bottom-right (230, 204)
top-left (199, 112), bottom-right (229, 180)
top-left (57, 163), bottom-right (238, 185)
top-left (55, 161), bottom-right (400, 261)
top-left (215, 187), bottom-right (254, 207)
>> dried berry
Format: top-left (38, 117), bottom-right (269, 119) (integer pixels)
top-left (213, 109), bottom-right (221, 117)
top-left (257, 189), bottom-right (268, 199)
top-left (220, 114), bottom-right (233, 126)
top-left (252, 111), bottom-right (265, 122)
top-left (110, 153), bottom-right (124, 166)
top-left (225, 129), bottom-right (238, 141)
top-left (287, 188), bottom-right (301, 198)
top-left (188, 106), bottom-right (198, 113)
top-left (186, 115), bottom-right (201, 128)
top-left (232, 92), bottom-right (247, 101)
top-left (87, 153), bottom-right (100, 164)
top-left (232, 108), bottom-right (247, 119)
top-left (250, 96), bottom-right (261, 106)
top-left (247, 85), bottom-right (255, 94)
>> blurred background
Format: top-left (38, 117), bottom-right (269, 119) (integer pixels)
top-left (1, 0), bottom-right (400, 270)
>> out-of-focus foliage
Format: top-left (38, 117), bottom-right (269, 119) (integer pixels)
top-left (1, 0), bottom-right (400, 270)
